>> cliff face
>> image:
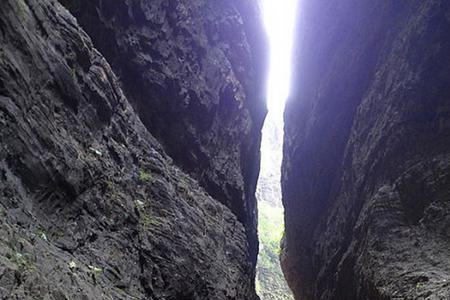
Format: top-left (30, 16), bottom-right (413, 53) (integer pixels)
top-left (0, 0), bottom-right (264, 299)
top-left (282, 1), bottom-right (450, 299)
top-left (58, 0), bottom-right (267, 264)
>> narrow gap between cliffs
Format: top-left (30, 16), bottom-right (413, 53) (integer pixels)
top-left (255, 0), bottom-right (298, 299)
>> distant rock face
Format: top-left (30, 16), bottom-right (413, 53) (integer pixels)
top-left (256, 112), bottom-right (293, 300)
top-left (282, 1), bottom-right (450, 299)
top-left (0, 0), bottom-right (263, 299)
top-left (58, 0), bottom-right (267, 264)
top-left (256, 115), bottom-right (283, 208)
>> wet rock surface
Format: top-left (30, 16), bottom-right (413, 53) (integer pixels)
top-left (58, 0), bottom-right (267, 264)
top-left (282, 1), bottom-right (450, 299)
top-left (0, 0), bottom-right (262, 299)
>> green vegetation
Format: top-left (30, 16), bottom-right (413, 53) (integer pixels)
top-left (88, 265), bottom-right (102, 284)
top-left (15, 1), bottom-right (27, 18)
top-left (68, 261), bottom-right (77, 271)
top-left (416, 282), bottom-right (426, 289)
top-left (256, 201), bottom-right (293, 300)
top-left (141, 212), bottom-right (161, 231)
top-left (134, 199), bottom-right (146, 210)
top-left (38, 231), bottom-right (48, 241)
top-left (139, 170), bottom-right (152, 182)
top-left (13, 252), bottom-right (34, 271)
top-left (88, 265), bottom-right (102, 275)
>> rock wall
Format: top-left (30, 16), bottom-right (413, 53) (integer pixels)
top-left (282, 1), bottom-right (450, 299)
top-left (58, 0), bottom-right (267, 264)
top-left (0, 0), bottom-right (264, 299)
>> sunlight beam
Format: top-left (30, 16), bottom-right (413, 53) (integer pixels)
top-left (255, 0), bottom-right (299, 298)
top-left (261, 0), bottom-right (299, 118)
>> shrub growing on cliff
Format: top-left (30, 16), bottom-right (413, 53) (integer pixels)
top-left (256, 202), bottom-right (293, 299)
top-left (139, 170), bottom-right (152, 182)
top-left (142, 213), bottom-right (161, 231)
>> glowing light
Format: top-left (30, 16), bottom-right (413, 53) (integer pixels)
top-left (261, 0), bottom-right (298, 117)
top-left (255, 1), bottom-right (298, 298)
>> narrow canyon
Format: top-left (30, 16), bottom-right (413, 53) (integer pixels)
top-left (1, 1), bottom-right (449, 300)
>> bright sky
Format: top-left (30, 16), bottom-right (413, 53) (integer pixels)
top-left (255, 1), bottom-right (299, 297)
top-left (261, 0), bottom-right (299, 118)
top-left (257, 0), bottom-right (299, 205)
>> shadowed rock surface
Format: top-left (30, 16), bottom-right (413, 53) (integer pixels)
top-left (58, 0), bottom-right (268, 264)
top-left (0, 0), bottom-right (264, 299)
top-left (282, 1), bottom-right (450, 299)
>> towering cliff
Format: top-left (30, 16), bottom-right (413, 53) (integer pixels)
top-left (0, 0), bottom-right (265, 299)
top-left (282, 1), bottom-right (450, 299)
top-left (58, 0), bottom-right (267, 263)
